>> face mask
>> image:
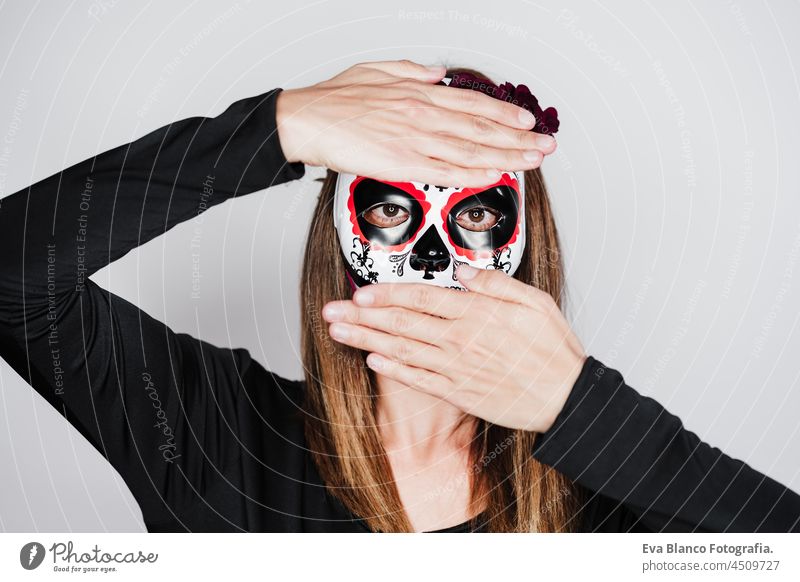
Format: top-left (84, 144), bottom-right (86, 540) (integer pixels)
top-left (332, 170), bottom-right (526, 291)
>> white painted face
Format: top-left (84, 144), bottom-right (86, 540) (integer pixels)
top-left (332, 171), bottom-right (526, 291)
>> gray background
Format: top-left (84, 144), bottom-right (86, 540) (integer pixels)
top-left (0, 0), bottom-right (798, 531)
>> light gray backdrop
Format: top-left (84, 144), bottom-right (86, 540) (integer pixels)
top-left (1, 0), bottom-right (798, 531)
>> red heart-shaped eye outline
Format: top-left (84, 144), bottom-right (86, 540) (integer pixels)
top-left (344, 173), bottom-right (523, 257)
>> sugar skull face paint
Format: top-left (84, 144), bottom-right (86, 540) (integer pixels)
top-left (333, 171), bottom-right (526, 291)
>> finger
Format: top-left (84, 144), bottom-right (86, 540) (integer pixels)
top-left (420, 82), bottom-right (537, 130)
top-left (328, 322), bottom-right (448, 372)
top-left (371, 154), bottom-right (513, 189)
top-left (421, 108), bottom-right (557, 154)
top-left (357, 59), bottom-right (445, 82)
top-left (352, 282), bottom-right (491, 320)
top-left (455, 264), bottom-right (544, 309)
top-left (365, 353), bottom-right (453, 400)
top-left (413, 133), bottom-right (544, 172)
top-left (322, 302), bottom-right (456, 346)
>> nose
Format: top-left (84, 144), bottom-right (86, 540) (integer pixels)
top-left (409, 225), bottom-right (450, 279)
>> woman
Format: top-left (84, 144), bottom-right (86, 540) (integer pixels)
top-left (0, 59), bottom-right (797, 533)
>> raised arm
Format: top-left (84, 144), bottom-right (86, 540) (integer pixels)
top-left (0, 87), bottom-right (305, 527)
top-left (532, 356), bottom-right (800, 532)
top-left (0, 87), bottom-right (305, 299)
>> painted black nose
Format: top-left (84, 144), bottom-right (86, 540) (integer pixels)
top-left (409, 225), bottom-right (450, 279)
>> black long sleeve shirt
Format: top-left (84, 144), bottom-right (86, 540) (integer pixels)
top-left (0, 87), bottom-right (798, 533)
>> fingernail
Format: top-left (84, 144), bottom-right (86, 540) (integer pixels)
top-left (354, 290), bottom-right (374, 306)
top-left (457, 264), bottom-right (478, 280)
top-left (519, 109), bottom-right (536, 126)
top-left (536, 134), bottom-right (555, 149)
top-left (329, 324), bottom-right (349, 340)
top-left (367, 353), bottom-right (385, 371)
top-left (323, 304), bottom-right (344, 320)
top-left (523, 150), bottom-right (541, 162)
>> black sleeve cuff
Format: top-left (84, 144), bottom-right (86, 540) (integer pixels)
top-left (256, 87), bottom-right (306, 186)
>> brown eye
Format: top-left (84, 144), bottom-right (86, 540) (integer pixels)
top-left (455, 206), bottom-right (500, 232)
top-left (362, 203), bottom-right (410, 228)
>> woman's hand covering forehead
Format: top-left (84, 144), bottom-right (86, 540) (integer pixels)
top-left (276, 61), bottom-right (557, 189)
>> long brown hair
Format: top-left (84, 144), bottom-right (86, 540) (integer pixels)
top-left (299, 67), bottom-right (585, 532)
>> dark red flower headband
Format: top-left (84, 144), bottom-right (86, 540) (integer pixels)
top-left (441, 72), bottom-right (560, 136)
